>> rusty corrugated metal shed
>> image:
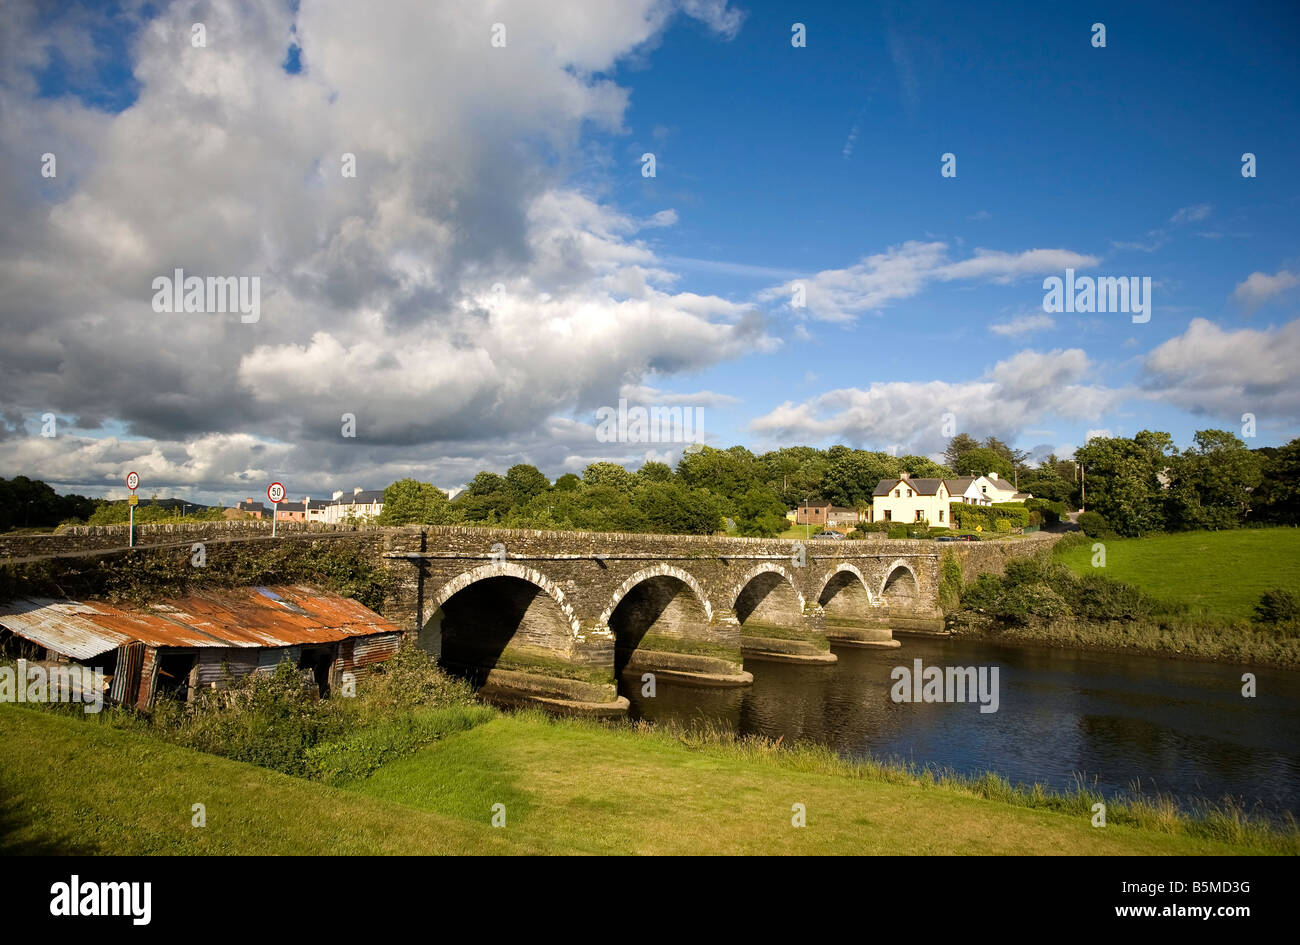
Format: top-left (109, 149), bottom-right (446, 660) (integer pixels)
top-left (0, 586), bottom-right (401, 659)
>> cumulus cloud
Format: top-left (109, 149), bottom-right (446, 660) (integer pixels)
top-left (1232, 270), bottom-right (1300, 309)
top-left (1142, 317), bottom-right (1300, 422)
top-left (758, 241), bottom-right (1099, 322)
top-left (748, 348), bottom-right (1122, 456)
top-left (0, 0), bottom-right (757, 498)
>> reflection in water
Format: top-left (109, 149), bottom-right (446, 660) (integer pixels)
top-left (625, 636), bottom-right (1300, 818)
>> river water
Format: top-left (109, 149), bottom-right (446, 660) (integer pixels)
top-left (624, 636), bottom-right (1300, 818)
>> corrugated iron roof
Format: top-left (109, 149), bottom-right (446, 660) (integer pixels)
top-left (0, 586), bottom-right (401, 659)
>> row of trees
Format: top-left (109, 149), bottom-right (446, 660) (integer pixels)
top-left (0, 477), bottom-right (97, 531)
top-left (1075, 430), bottom-right (1299, 536)
top-left (5, 429), bottom-right (1295, 540)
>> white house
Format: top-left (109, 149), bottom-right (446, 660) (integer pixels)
top-left (323, 487), bottom-right (385, 524)
top-left (870, 474), bottom-right (953, 527)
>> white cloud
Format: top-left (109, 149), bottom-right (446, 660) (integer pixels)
top-left (1232, 270), bottom-right (1300, 308)
top-left (758, 241), bottom-right (1099, 322)
top-left (748, 348), bottom-right (1121, 456)
top-left (989, 313), bottom-right (1055, 337)
top-left (1142, 317), bottom-right (1300, 422)
top-left (1170, 204), bottom-right (1212, 225)
top-left (0, 0), bottom-right (760, 498)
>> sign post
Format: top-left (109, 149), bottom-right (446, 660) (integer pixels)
top-left (125, 472), bottom-right (140, 547)
top-left (268, 482), bottom-right (285, 537)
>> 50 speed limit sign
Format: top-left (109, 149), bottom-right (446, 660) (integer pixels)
top-left (267, 482), bottom-right (286, 504)
top-left (126, 471), bottom-right (139, 491)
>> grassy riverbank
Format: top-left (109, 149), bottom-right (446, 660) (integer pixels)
top-left (946, 529), bottom-right (1300, 666)
top-left (2, 702), bottom-right (1294, 855)
top-left (1053, 528), bottom-right (1300, 622)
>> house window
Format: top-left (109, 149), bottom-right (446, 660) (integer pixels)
top-left (915, 510), bottom-right (925, 522)
top-left (939, 510), bottom-right (945, 522)
top-left (907, 489), bottom-right (913, 497)
top-left (894, 489), bottom-right (900, 497)
top-left (883, 510), bottom-right (892, 522)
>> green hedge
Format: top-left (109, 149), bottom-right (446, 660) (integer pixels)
top-left (949, 502), bottom-right (1030, 531)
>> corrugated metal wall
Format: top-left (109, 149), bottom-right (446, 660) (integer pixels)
top-left (136, 647), bottom-right (158, 711)
top-left (194, 649), bottom-right (262, 689)
top-left (110, 641), bottom-right (143, 705)
top-left (338, 632), bottom-right (401, 679)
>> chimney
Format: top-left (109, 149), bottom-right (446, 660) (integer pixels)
top-left (899, 472), bottom-right (910, 480)
top-left (332, 490), bottom-right (344, 501)
top-left (988, 472), bottom-right (999, 480)
top-left (354, 486), bottom-right (363, 496)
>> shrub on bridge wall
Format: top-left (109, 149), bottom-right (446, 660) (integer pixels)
top-left (937, 550), bottom-right (963, 612)
top-left (0, 538), bottom-right (391, 610)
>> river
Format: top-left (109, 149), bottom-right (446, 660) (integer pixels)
top-left (624, 636), bottom-right (1300, 819)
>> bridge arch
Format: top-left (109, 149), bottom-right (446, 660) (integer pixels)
top-left (425, 562), bottom-right (581, 636)
top-left (879, 559), bottom-right (921, 603)
top-left (597, 564), bottom-right (713, 627)
top-left (729, 564), bottom-right (806, 631)
top-left (421, 562), bottom-right (585, 686)
top-left (816, 563), bottom-right (877, 608)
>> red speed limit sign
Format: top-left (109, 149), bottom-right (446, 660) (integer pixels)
top-left (267, 482), bottom-right (286, 504)
top-left (126, 471), bottom-right (139, 491)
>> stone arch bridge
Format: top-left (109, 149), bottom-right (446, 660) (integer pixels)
top-left (380, 527), bottom-right (942, 713)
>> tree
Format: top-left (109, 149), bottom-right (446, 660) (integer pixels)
top-left (553, 472), bottom-right (582, 492)
top-left (378, 479), bottom-right (455, 525)
top-left (822, 450), bottom-right (900, 507)
top-left (503, 464), bottom-right (550, 505)
top-left (635, 460), bottom-right (673, 483)
top-left (943, 433), bottom-right (980, 470)
top-left (734, 486), bottom-right (788, 538)
top-left (634, 482), bottom-right (722, 535)
top-left (1253, 439), bottom-right (1300, 525)
top-left (899, 455), bottom-right (952, 480)
top-left (1075, 432), bottom-right (1175, 536)
top-left (1164, 430), bottom-right (1261, 530)
top-left (583, 462), bottom-right (635, 492)
top-left (954, 447), bottom-right (1013, 480)
top-left (676, 446), bottom-right (760, 502)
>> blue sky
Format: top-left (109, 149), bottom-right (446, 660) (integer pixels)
top-left (597, 0), bottom-right (1300, 452)
top-left (1, 0), bottom-right (1298, 502)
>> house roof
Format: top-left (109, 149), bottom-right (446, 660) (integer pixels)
top-left (0, 586), bottom-right (400, 660)
top-left (331, 490), bottom-right (386, 504)
top-left (874, 477), bottom-right (948, 497)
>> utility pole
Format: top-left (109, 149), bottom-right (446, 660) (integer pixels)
top-left (1080, 464), bottom-right (1086, 512)
top-left (805, 496), bottom-right (809, 541)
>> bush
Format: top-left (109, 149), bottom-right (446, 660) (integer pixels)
top-left (887, 525), bottom-right (909, 539)
top-left (170, 659), bottom-right (343, 777)
top-left (1077, 510), bottom-right (1113, 538)
top-left (1255, 589), bottom-right (1300, 624)
top-left (938, 551), bottom-right (963, 611)
top-left (1025, 498), bottom-right (1065, 525)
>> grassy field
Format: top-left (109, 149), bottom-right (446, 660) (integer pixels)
top-left (2, 703), bottom-right (1291, 855)
top-left (1054, 528), bottom-right (1300, 622)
